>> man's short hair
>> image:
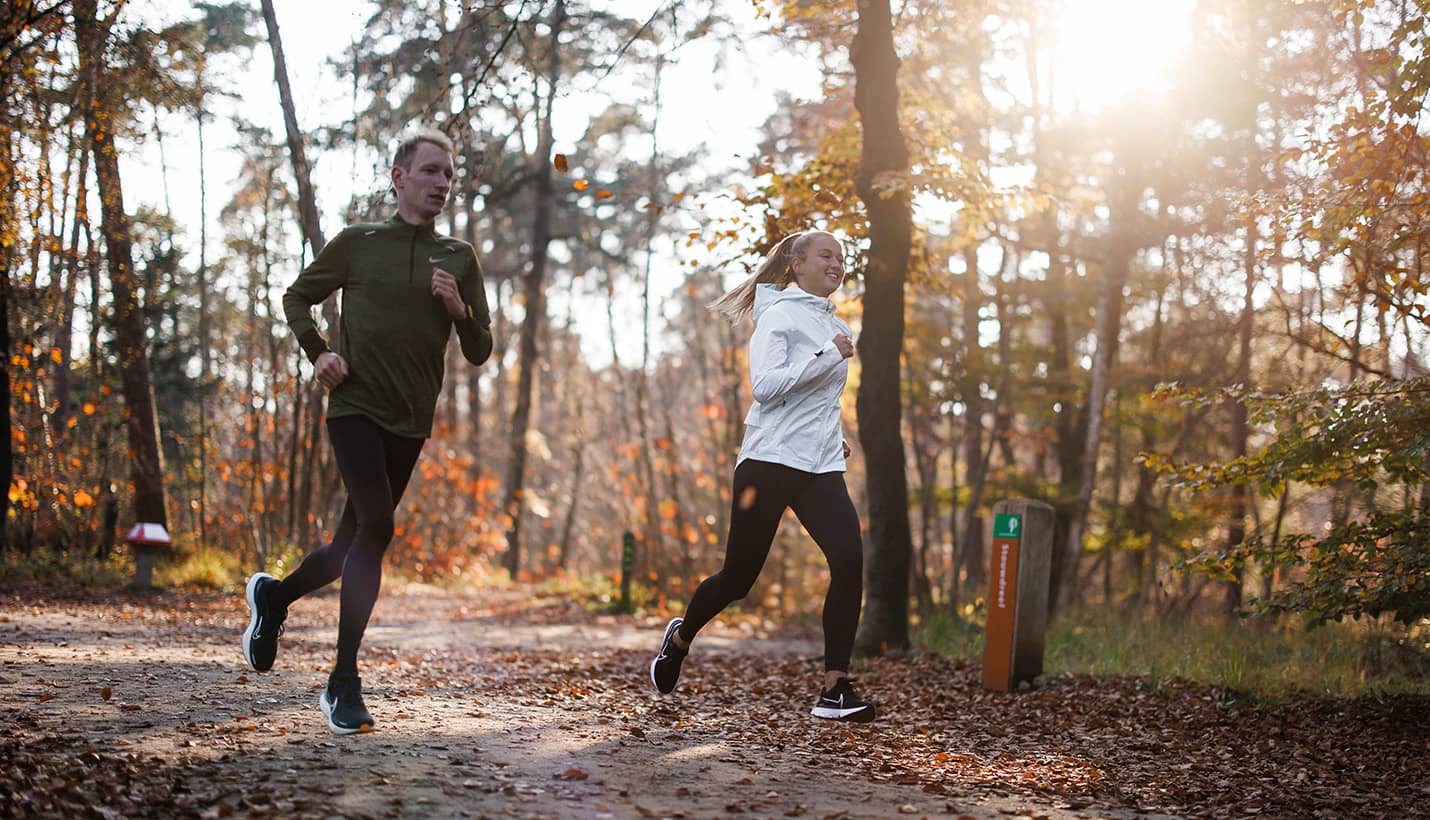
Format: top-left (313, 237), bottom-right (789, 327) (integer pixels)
top-left (393, 127), bottom-right (455, 170)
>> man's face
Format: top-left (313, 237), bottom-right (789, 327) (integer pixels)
top-left (392, 141), bottom-right (454, 223)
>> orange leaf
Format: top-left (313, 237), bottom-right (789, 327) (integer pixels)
top-left (553, 154), bottom-right (569, 172)
top-left (50, 349), bottom-right (63, 363)
top-left (572, 179), bottom-right (589, 191)
top-left (595, 189), bottom-right (613, 200)
top-left (100, 686), bottom-right (112, 701)
top-left (83, 402), bottom-right (96, 415)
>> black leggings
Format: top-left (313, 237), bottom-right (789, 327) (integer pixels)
top-left (272, 414), bottom-right (425, 676)
top-left (679, 459), bottom-right (864, 672)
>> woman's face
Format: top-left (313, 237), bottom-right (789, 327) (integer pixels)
top-left (790, 233), bottom-right (845, 298)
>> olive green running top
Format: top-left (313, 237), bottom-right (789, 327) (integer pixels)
top-left (283, 214), bottom-right (493, 438)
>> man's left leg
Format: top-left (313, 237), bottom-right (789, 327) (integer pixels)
top-left (317, 416), bottom-right (425, 733)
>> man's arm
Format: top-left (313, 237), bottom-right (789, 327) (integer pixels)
top-left (282, 229), bottom-right (351, 364)
top-left (451, 248), bottom-right (494, 366)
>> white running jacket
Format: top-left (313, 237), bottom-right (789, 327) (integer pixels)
top-left (737, 283), bottom-right (852, 474)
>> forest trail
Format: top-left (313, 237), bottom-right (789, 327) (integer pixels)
top-left (2, 585), bottom-right (1424, 819)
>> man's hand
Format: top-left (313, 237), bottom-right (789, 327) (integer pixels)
top-left (842, 438), bottom-right (852, 458)
top-left (314, 352), bottom-right (349, 389)
top-left (833, 333), bottom-right (855, 359)
top-left (431, 267), bottom-right (466, 319)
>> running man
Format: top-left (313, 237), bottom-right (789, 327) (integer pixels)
top-left (241, 127), bottom-right (492, 734)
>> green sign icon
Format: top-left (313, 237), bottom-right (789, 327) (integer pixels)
top-left (994, 513), bottom-right (1022, 540)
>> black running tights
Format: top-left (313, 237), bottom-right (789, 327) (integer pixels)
top-left (678, 459), bottom-right (864, 672)
top-left (272, 414), bottom-right (425, 676)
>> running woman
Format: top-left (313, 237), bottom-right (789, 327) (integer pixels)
top-left (241, 127), bottom-right (492, 734)
top-left (649, 230), bottom-right (874, 722)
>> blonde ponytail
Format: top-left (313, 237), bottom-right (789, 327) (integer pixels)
top-left (708, 231), bottom-right (822, 324)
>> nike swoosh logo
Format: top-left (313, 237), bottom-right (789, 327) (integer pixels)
top-left (429, 256), bottom-right (450, 264)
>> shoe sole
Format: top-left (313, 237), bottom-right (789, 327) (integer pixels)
top-left (811, 704), bottom-right (876, 723)
top-left (649, 617), bottom-right (683, 694)
top-left (319, 692), bottom-right (373, 735)
top-left (242, 572), bottom-right (274, 672)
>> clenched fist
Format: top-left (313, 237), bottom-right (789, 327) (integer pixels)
top-left (314, 351), bottom-right (349, 389)
top-left (431, 267), bottom-right (466, 319)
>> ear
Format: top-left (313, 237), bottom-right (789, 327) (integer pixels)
top-left (390, 165), bottom-right (404, 190)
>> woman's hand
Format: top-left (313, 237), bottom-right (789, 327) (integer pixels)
top-left (833, 333), bottom-right (855, 359)
top-left (431, 267), bottom-right (466, 319)
top-left (314, 352), bottom-right (349, 389)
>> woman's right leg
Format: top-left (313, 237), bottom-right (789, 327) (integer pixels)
top-left (678, 459), bottom-right (800, 643)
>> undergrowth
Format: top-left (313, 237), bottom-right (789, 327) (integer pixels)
top-left (916, 606), bottom-right (1430, 698)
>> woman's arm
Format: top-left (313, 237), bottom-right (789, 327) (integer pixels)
top-left (748, 308), bottom-right (844, 404)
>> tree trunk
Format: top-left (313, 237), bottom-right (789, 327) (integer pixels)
top-left (501, 0), bottom-right (565, 577)
top-left (633, 51), bottom-right (668, 583)
top-left (908, 376), bottom-right (935, 615)
top-left (76, 0), bottom-right (168, 528)
top-left (1225, 219), bottom-right (1257, 614)
top-left (53, 137), bottom-right (87, 450)
top-left (555, 440), bottom-right (585, 571)
top-left (262, 0), bottom-right (335, 551)
top-left (196, 89), bottom-right (210, 553)
top-left (1056, 173), bottom-right (1135, 615)
top-left (1024, 13), bottom-right (1083, 592)
top-left (850, 0), bottom-right (915, 656)
top-left (259, 0), bottom-right (325, 257)
top-left (0, 65), bottom-right (13, 549)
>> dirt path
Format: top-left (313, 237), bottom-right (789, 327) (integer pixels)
top-left (2, 586), bottom-right (1424, 819)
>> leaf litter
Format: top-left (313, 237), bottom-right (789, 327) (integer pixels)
top-left (0, 586), bottom-right (1424, 819)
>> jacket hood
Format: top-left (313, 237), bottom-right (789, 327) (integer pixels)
top-left (751, 283), bottom-right (835, 324)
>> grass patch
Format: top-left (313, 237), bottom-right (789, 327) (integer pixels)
top-left (916, 608), bottom-right (1430, 698)
top-left (156, 546), bottom-right (245, 591)
top-left (0, 546), bottom-right (131, 590)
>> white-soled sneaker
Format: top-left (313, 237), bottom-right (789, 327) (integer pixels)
top-left (320, 673), bottom-right (374, 734)
top-left (811, 677), bottom-right (875, 723)
top-left (649, 617), bottom-right (688, 694)
top-left (241, 572), bottom-right (287, 672)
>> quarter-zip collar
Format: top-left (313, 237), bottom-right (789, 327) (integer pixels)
top-left (387, 213), bottom-right (439, 285)
top-left (389, 212), bottom-right (438, 239)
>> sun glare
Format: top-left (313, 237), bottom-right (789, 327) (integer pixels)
top-left (1048, 0), bottom-right (1196, 111)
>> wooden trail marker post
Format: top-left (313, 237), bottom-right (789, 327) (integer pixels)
top-left (981, 499), bottom-right (1054, 691)
top-left (617, 531), bottom-right (636, 613)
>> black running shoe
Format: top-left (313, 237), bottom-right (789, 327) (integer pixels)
top-left (242, 572), bottom-right (287, 672)
top-left (320, 673), bottom-right (374, 734)
top-left (811, 677), bottom-right (875, 723)
top-left (649, 617), bottom-right (688, 694)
